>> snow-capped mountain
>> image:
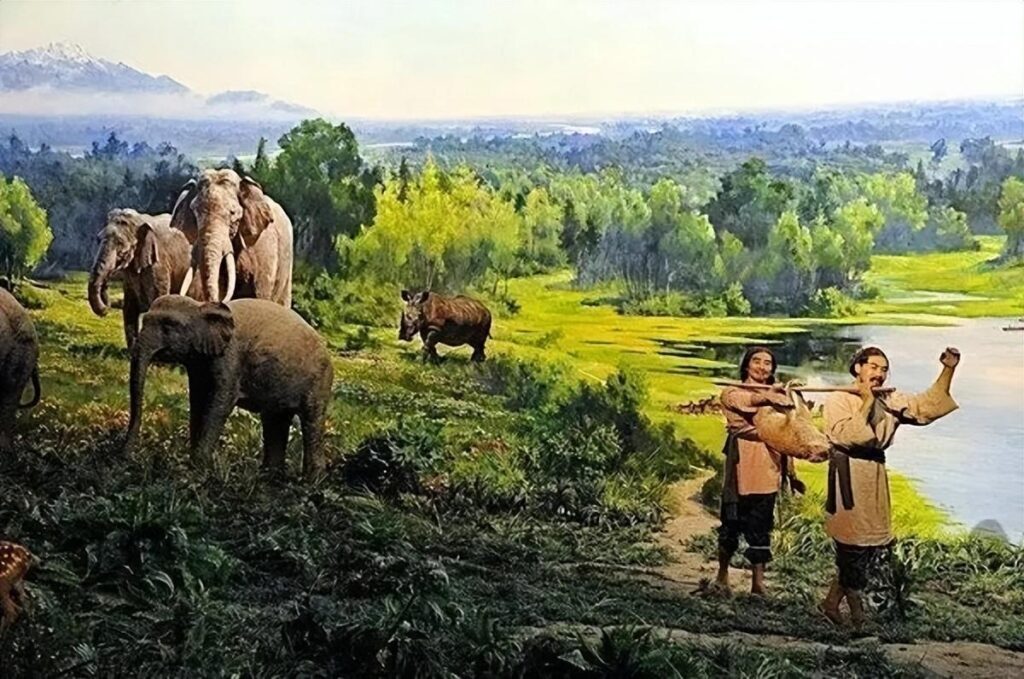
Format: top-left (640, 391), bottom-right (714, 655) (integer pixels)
top-left (0, 42), bottom-right (318, 120)
top-left (0, 42), bottom-right (188, 93)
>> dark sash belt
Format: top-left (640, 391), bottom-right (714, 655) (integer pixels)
top-left (826, 448), bottom-right (886, 515)
top-left (720, 432), bottom-right (741, 522)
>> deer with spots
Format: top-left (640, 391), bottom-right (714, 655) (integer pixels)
top-left (0, 541), bottom-right (36, 633)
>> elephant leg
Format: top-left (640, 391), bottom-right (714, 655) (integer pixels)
top-left (299, 401), bottom-right (327, 480)
top-left (188, 371), bottom-right (212, 450)
top-left (260, 412), bottom-right (292, 473)
top-left (192, 387), bottom-right (235, 466)
top-left (0, 394), bottom-right (17, 453)
top-left (123, 295), bottom-right (139, 350)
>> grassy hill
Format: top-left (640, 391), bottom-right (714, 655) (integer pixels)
top-left (3, 240), bottom-right (1024, 675)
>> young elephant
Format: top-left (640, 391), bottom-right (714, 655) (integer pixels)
top-left (0, 287), bottom-right (41, 454)
top-left (399, 290), bottom-right (492, 362)
top-left (123, 295), bottom-right (333, 478)
top-left (88, 209), bottom-right (192, 349)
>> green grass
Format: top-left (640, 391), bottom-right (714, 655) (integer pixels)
top-left (4, 258), bottom-right (1023, 674)
top-left (863, 236), bottom-right (1024, 318)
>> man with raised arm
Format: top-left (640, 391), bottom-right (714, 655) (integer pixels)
top-left (821, 346), bottom-right (960, 626)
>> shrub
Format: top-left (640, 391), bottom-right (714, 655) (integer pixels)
top-left (12, 282), bottom-right (53, 309)
top-left (805, 286), bottom-right (858, 318)
top-left (339, 418), bottom-right (446, 497)
top-left (477, 354), bottom-right (564, 411)
top-left (292, 271), bottom-right (401, 332)
top-left (722, 282), bottom-right (752, 316)
top-left (342, 325), bottom-right (382, 352)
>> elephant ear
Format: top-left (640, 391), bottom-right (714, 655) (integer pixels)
top-left (171, 179), bottom-right (199, 244)
top-left (133, 221), bottom-right (160, 273)
top-left (238, 176), bottom-right (274, 248)
top-left (196, 302), bottom-right (235, 356)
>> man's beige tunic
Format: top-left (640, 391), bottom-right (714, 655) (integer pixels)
top-left (823, 384), bottom-right (958, 546)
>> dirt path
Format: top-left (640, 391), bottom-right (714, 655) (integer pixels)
top-left (652, 468), bottom-right (742, 592)
top-left (616, 469), bottom-right (1024, 678)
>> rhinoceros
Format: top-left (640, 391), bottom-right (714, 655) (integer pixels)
top-left (399, 290), bottom-right (492, 362)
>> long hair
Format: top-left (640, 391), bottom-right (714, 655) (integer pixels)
top-left (849, 346), bottom-right (889, 377)
top-left (739, 345), bottom-right (777, 384)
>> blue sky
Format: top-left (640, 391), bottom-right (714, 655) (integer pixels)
top-left (1, 0), bottom-right (1021, 119)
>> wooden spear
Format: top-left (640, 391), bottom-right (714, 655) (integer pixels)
top-left (711, 380), bottom-right (895, 395)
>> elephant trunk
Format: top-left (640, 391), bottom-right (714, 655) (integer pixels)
top-left (88, 245), bottom-right (118, 316)
top-left (199, 227), bottom-right (234, 303)
top-left (125, 342), bottom-right (156, 452)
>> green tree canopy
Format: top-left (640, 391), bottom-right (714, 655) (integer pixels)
top-left (997, 176), bottom-right (1024, 259)
top-left (0, 173), bottom-right (52, 283)
top-left (266, 119), bottom-right (379, 271)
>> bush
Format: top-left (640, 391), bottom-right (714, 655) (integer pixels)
top-left (620, 288), bottom-right (749, 318)
top-left (339, 418), bottom-right (446, 497)
top-left (482, 289), bottom-right (521, 317)
top-left (448, 439), bottom-right (529, 511)
top-left (342, 325), bottom-right (382, 352)
top-left (722, 281), bottom-right (752, 316)
top-left (292, 271), bottom-right (401, 332)
top-left (13, 282), bottom-right (53, 309)
top-left (805, 286), bottom-right (858, 318)
top-left (477, 354), bottom-right (564, 411)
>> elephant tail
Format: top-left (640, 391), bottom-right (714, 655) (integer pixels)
top-left (19, 367), bottom-right (41, 409)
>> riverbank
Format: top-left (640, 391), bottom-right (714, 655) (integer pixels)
top-left (499, 235), bottom-right (1023, 538)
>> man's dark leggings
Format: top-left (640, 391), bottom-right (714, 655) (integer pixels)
top-left (719, 492), bottom-right (776, 565)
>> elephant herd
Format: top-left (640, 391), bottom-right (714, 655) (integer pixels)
top-left (1, 168), bottom-right (494, 480)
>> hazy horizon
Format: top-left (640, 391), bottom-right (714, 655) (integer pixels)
top-left (1, 0), bottom-right (1022, 120)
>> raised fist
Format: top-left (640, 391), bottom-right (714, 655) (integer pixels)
top-left (940, 347), bottom-right (961, 368)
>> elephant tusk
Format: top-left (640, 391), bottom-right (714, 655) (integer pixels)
top-left (180, 268), bottom-right (194, 296)
top-left (222, 251), bottom-right (236, 303)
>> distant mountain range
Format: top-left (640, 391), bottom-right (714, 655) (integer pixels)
top-left (0, 42), bottom-right (318, 120)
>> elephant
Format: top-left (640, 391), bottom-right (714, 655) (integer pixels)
top-left (0, 287), bottom-right (40, 454)
top-left (88, 209), bottom-right (192, 349)
top-left (123, 295), bottom-right (332, 478)
top-left (171, 169), bottom-right (293, 308)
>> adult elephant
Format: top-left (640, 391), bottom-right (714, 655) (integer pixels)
top-left (87, 209), bottom-right (191, 349)
top-left (0, 287), bottom-right (40, 454)
top-left (172, 169), bottom-right (293, 307)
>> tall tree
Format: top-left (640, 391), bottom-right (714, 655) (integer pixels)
top-left (267, 119), bottom-right (378, 271)
top-left (998, 176), bottom-right (1024, 259)
top-left (706, 158), bottom-right (795, 248)
top-left (0, 174), bottom-right (51, 283)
